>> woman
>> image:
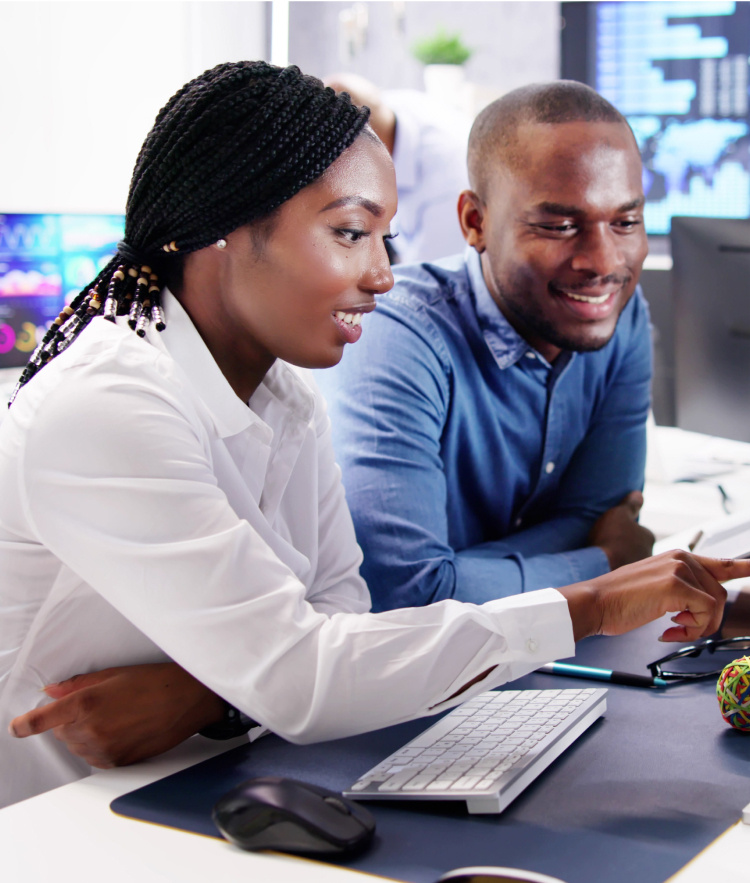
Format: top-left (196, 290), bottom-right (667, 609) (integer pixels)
top-left (0, 61), bottom-right (740, 808)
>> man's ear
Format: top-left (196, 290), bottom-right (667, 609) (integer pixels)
top-left (458, 190), bottom-right (487, 254)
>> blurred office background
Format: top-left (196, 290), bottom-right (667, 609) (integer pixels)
top-left (2, 1), bottom-right (750, 436)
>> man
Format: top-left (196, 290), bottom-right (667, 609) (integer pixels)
top-left (316, 79), bottom-right (655, 611)
top-left (325, 72), bottom-right (470, 263)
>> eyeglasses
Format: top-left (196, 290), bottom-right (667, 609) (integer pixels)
top-left (436, 868), bottom-right (567, 883)
top-left (647, 636), bottom-right (750, 681)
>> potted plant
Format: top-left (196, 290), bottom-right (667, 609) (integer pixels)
top-left (411, 28), bottom-right (473, 99)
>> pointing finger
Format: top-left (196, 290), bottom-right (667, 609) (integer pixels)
top-left (691, 555), bottom-right (750, 582)
top-left (9, 694), bottom-right (81, 738)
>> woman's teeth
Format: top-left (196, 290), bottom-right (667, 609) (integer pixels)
top-left (335, 311), bottom-right (362, 325)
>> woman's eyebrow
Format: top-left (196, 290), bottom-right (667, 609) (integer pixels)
top-left (321, 196), bottom-right (384, 217)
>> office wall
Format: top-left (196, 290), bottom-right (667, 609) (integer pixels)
top-left (0, 1), bottom-right (267, 214)
top-left (0, 1), bottom-right (562, 212)
top-left (288, 1), bottom-right (561, 115)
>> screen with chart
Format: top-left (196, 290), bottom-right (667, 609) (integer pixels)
top-left (0, 213), bottom-right (124, 369)
top-left (562, 1), bottom-right (750, 236)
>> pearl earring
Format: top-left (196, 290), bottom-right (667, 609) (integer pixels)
top-left (216, 239), bottom-right (227, 249)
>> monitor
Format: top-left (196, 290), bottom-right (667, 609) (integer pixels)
top-left (671, 215), bottom-right (750, 442)
top-left (562, 1), bottom-right (750, 239)
top-left (0, 213), bottom-right (124, 369)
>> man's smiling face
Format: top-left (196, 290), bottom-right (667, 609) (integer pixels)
top-left (465, 119), bottom-right (648, 363)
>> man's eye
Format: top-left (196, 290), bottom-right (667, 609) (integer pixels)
top-left (616, 218), bottom-right (642, 229)
top-left (537, 223), bottom-right (576, 234)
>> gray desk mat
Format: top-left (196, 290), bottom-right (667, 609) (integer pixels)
top-left (111, 622), bottom-right (750, 883)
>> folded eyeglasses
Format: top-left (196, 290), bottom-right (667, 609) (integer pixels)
top-left (647, 636), bottom-right (750, 682)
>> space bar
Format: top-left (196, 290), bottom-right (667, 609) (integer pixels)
top-left (407, 715), bottom-right (457, 748)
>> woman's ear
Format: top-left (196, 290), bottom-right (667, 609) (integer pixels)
top-left (458, 190), bottom-right (487, 254)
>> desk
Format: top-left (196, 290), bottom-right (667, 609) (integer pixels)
top-left (1, 736), bottom-right (375, 882)
top-left (4, 614), bottom-right (749, 883)
top-left (643, 423), bottom-right (750, 542)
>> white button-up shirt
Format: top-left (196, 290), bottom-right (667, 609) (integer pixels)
top-left (0, 292), bottom-right (574, 807)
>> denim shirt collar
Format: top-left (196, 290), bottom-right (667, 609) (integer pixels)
top-left (466, 247), bottom-right (557, 372)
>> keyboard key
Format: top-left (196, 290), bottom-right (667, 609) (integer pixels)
top-left (450, 776), bottom-right (482, 790)
top-left (378, 770), bottom-right (420, 791)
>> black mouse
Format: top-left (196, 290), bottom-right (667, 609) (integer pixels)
top-left (212, 776), bottom-right (376, 857)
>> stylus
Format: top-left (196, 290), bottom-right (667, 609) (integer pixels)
top-left (537, 662), bottom-right (668, 688)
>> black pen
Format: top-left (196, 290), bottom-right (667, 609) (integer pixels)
top-left (537, 662), bottom-right (668, 688)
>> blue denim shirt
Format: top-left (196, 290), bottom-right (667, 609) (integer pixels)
top-left (315, 249), bottom-right (652, 611)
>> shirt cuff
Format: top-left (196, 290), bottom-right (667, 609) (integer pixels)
top-left (429, 589), bottom-right (575, 714)
top-left (483, 588), bottom-right (575, 674)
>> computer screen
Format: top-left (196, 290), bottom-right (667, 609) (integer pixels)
top-left (562, 1), bottom-right (750, 237)
top-left (671, 215), bottom-right (750, 442)
top-left (0, 213), bottom-right (124, 369)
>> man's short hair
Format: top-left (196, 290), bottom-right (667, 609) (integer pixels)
top-left (468, 80), bottom-right (632, 193)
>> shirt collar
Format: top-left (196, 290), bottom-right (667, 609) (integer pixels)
top-left (152, 290), bottom-right (314, 440)
top-left (466, 248), bottom-right (557, 371)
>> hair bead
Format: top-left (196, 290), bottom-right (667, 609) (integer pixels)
top-left (135, 300), bottom-right (151, 338)
top-left (127, 299), bottom-right (143, 330)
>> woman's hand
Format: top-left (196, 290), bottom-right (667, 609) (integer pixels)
top-left (8, 662), bottom-right (225, 768)
top-left (559, 550), bottom-right (749, 642)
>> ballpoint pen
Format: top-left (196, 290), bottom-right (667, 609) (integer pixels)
top-left (537, 662), bottom-right (668, 688)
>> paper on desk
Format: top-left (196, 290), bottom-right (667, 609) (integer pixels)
top-left (647, 423), bottom-right (750, 484)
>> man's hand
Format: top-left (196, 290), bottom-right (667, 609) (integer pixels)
top-left (589, 490), bottom-right (655, 570)
top-left (559, 550), bottom-right (750, 642)
top-left (8, 662), bottom-right (225, 768)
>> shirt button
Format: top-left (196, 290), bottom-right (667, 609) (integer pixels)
top-left (514, 516), bottom-right (523, 528)
top-left (545, 461), bottom-right (555, 474)
top-left (525, 351), bottom-right (536, 360)
top-left (527, 639), bottom-right (538, 652)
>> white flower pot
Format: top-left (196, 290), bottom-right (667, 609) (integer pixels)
top-left (423, 64), bottom-right (467, 111)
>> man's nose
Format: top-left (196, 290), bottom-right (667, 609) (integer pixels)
top-left (570, 225), bottom-right (624, 277)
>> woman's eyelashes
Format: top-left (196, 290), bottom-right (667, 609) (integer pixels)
top-left (335, 227), bottom-right (369, 243)
top-left (333, 228), bottom-right (398, 246)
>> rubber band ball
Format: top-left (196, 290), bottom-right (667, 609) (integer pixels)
top-left (716, 656), bottom-right (750, 731)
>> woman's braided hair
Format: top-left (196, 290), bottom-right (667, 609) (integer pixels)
top-left (9, 61), bottom-right (370, 406)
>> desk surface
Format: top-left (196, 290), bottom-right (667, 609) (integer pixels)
top-left (5, 615), bottom-right (748, 883)
top-left (112, 619), bottom-right (750, 883)
top-left (1, 736), bottom-right (377, 882)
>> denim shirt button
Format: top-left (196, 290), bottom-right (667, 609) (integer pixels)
top-left (545, 461), bottom-right (555, 474)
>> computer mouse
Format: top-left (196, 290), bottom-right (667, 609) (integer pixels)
top-left (435, 868), bottom-right (568, 883)
top-left (212, 775), bottom-right (376, 857)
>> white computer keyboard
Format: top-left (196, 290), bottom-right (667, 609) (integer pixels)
top-left (344, 687), bottom-right (607, 814)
